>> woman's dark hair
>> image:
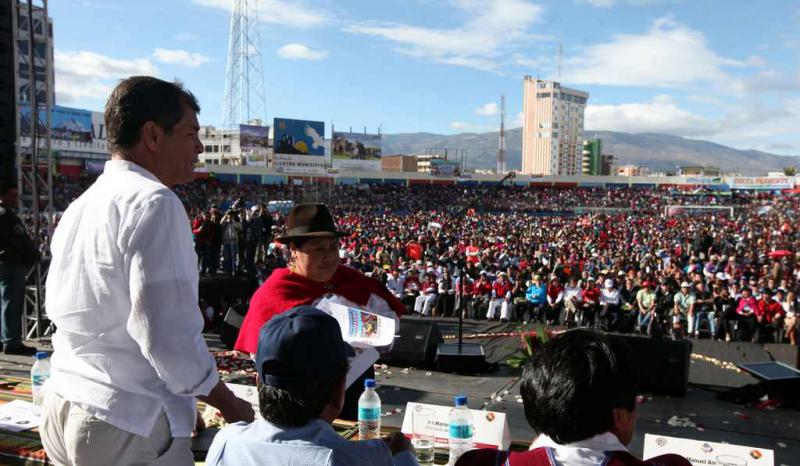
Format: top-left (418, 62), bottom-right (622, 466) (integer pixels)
top-left (104, 76), bottom-right (200, 153)
top-left (258, 366), bottom-right (347, 428)
top-left (519, 329), bottom-right (638, 444)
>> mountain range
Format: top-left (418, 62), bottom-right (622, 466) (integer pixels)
top-left (381, 128), bottom-right (800, 175)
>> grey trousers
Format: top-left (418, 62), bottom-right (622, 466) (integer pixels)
top-left (40, 391), bottom-right (193, 466)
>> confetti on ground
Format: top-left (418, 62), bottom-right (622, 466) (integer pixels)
top-left (666, 416), bottom-right (696, 428)
top-left (690, 353), bottom-right (743, 373)
top-left (425, 372), bottom-right (432, 376)
top-left (777, 442), bottom-right (787, 448)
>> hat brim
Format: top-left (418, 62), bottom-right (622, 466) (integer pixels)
top-left (275, 230), bottom-right (349, 244)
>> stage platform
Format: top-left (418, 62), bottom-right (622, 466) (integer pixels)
top-left (0, 316), bottom-right (796, 465)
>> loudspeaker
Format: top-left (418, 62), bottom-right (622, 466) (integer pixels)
top-left (219, 304), bottom-right (247, 349)
top-left (0, 1), bottom-right (15, 182)
top-left (436, 342), bottom-right (487, 374)
top-left (380, 319), bottom-right (443, 368)
top-left (619, 335), bottom-right (692, 397)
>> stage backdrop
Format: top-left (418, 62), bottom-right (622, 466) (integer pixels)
top-left (331, 131), bottom-right (381, 172)
top-left (273, 118), bottom-right (326, 174)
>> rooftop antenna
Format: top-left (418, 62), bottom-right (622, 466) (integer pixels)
top-left (557, 42), bottom-right (563, 80)
top-left (497, 95), bottom-right (506, 174)
top-left (222, 0), bottom-right (267, 128)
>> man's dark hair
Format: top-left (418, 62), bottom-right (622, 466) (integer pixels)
top-left (519, 329), bottom-right (638, 444)
top-left (104, 76), bottom-right (200, 153)
top-left (258, 364), bottom-right (347, 428)
top-left (0, 181), bottom-right (17, 195)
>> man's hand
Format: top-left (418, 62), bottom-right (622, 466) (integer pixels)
top-left (219, 395), bottom-right (255, 424)
top-left (382, 432), bottom-right (414, 456)
top-left (198, 380), bottom-right (255, 424)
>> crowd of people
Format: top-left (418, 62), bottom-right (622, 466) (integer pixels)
top-left (45, 175), bottom-right (799, 345)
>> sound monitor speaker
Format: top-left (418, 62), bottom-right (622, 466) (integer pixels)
top-left (219, 304), bottom-right (247, 350)
top-left (436, 342), bottom-right (486, 374)
top-left (380, 319), bottom-right (443, 368)
top-left (0, 0), bottom-right (15, 181)
top-left (620, 335), bottom-right (692, 397)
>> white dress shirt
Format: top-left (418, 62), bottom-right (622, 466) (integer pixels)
top-left (530, 432), bottom-right (628, 465)
top-left (45, 160), bottom-right (219, 437)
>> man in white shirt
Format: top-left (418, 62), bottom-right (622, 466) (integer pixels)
top-left (41, 77), bottom-right (254, 466)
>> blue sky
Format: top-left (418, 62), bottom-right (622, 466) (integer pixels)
top-left (51, 0), bottom-right (800, 155)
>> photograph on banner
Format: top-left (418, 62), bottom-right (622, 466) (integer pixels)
top-left (20, 105), bottom-right (94, 142)
top-left (273, 118), bottom-right (325, 156)
top-left (332, 132), bottom-right (381, 160)
top-left (430, 159), bottom-right (461, 177)
top-left (239, 124), bottom-right (269, 151)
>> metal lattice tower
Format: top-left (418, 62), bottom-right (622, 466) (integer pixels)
top-left (13, 0), bottom-right (55, 339)
top-left (222, 0), bottom-right (267, 128)
top-left (497, 95), bottom-right (506, 174)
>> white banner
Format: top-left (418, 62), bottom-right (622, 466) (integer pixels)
top-left (729, 176), bottom-right (793, 190)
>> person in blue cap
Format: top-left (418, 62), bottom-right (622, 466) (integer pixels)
top-left (206, 305), bottom-right (418, 466)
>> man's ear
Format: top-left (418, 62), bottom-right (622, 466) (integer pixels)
top-left (140, 121), bottom-right (162, 152)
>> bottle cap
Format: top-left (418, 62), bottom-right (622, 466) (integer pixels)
top-left (454, 395), bottom-right (467, 406)
top-left (34, 351), bottom-right (48, 360)
top-left (364, 378), bottom-right (376, 388)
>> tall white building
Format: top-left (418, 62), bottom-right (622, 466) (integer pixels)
top-left (521, 77), bottom-right (588, 176)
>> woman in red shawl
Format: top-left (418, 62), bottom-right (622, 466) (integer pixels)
top-left (235, 203), bottom-right (405, 418)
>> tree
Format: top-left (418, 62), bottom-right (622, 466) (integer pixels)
top-left (784, 166), bottom-right (797, 176)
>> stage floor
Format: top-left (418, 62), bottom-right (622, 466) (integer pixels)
top-left (4, 317), bottom-right (798, 465)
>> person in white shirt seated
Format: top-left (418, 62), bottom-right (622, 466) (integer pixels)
top-left (206, 305), bottom-right (418, 466)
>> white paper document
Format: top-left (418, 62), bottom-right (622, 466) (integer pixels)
top-left (0, 400), bottom-right (41, 432)
top-left (320, 302), bottom-right (396, 348)
top-left (643, 434), bottom-right (774, 466)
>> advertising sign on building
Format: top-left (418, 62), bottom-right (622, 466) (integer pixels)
top-left (729, 176), bottom-right (794, 190)
top-left (19, 105), bottom-right (108, 160)
top-left (273, 118), bottom-right (326, 174)
top-left (430, 159), bottom-right (461, 177)
top-left (239, 124), bottom-right (269, 166)
top-left (332, 131), bottom-right (381, 171)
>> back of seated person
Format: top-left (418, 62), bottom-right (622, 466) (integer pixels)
top-left (206, 306), bottom-right (418, 466)
top-left (456, 329), bottom-right (691, 466)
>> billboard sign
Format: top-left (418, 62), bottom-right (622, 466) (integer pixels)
top-left (239, 124), bottom-right (269, 151)
top-left (19, 105), bottom-right (108, 160)
top-left (332, 131), bottom-right (381, 171)
top-left (430, 159), bottom-right (461, 177)
top-left (729, 176), bottom-right (794, 190)
top-left (273, 118), bottom-right (324, 156)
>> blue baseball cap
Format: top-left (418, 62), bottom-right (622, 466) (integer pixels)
top-left (256, 306), bottom-right (354, 389)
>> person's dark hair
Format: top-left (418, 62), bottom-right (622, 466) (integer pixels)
top-left (104, 76), bottom-right (200, 153)
top-left (0, 181), bottom-right (17, 195)
top-left (519, 329), bottom-right (638, 444)
top-left (258, 367), bottom-right (347, 428)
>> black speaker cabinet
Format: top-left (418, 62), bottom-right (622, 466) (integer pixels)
top-left (620, 335), bottom-right (692, 397)
top-left (380, 319), bottom-right (443, 368)
top-left (219, 304), bottom-right (247, 349)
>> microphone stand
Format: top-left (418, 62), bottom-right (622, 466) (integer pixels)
top-left (438, 171), bottom-right (516, 371)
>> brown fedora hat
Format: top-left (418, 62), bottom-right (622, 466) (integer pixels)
top-left (276, 204), bottom-right (348, 244)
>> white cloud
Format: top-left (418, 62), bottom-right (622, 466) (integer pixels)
top-left (345, 0), bottom-right (546, 72)
top-left (277, 43), bottom-right (328, 61)
top-left (585, 95), bottom-right (715, 136)
top-left (153, 48), bottom-right (210, 67)
top-left (194, 0), bottom-right (329, 28)
top-left (475, 102), bottom-right (498, 116)
top-left (173, 32), bottom-right (199, 42)
top-left (55, 50), bottom-right (159, 103)
top-left (513, 111), bottom-right (524, 128)
top-left (450, 121), bottom-right (496, 132)
top-left (563, 16), bottom-right (750, 90)
top-left (575, 0), bottom-right (665, 7)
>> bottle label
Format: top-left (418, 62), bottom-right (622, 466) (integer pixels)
top-left (32, 374), bottom-right (48, 386)
top-left (449, 424), bottom-right (473, 439)
top-left (359, 407), bottom-right (380, 420)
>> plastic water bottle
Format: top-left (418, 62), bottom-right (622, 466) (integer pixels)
top-left (31, 352), bottom-right (51, 406)
top-left (448, 395), bottom-right (474, 466)
top-left (358, 378), bottom-right (381, 440)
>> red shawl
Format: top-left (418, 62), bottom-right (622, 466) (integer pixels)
top-left (234, 265), bottom-right (406, 353)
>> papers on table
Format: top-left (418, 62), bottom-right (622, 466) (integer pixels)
top-left (0, 400), bottom-right (40, 432)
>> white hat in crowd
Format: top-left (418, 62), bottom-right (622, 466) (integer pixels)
top-left (604, 279), bottom-right (614, 289)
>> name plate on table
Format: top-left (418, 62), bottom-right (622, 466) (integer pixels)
top-left (400, 402), bottom-right (510, 450)
top-left (643, 434), bottom-right (774, 466)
